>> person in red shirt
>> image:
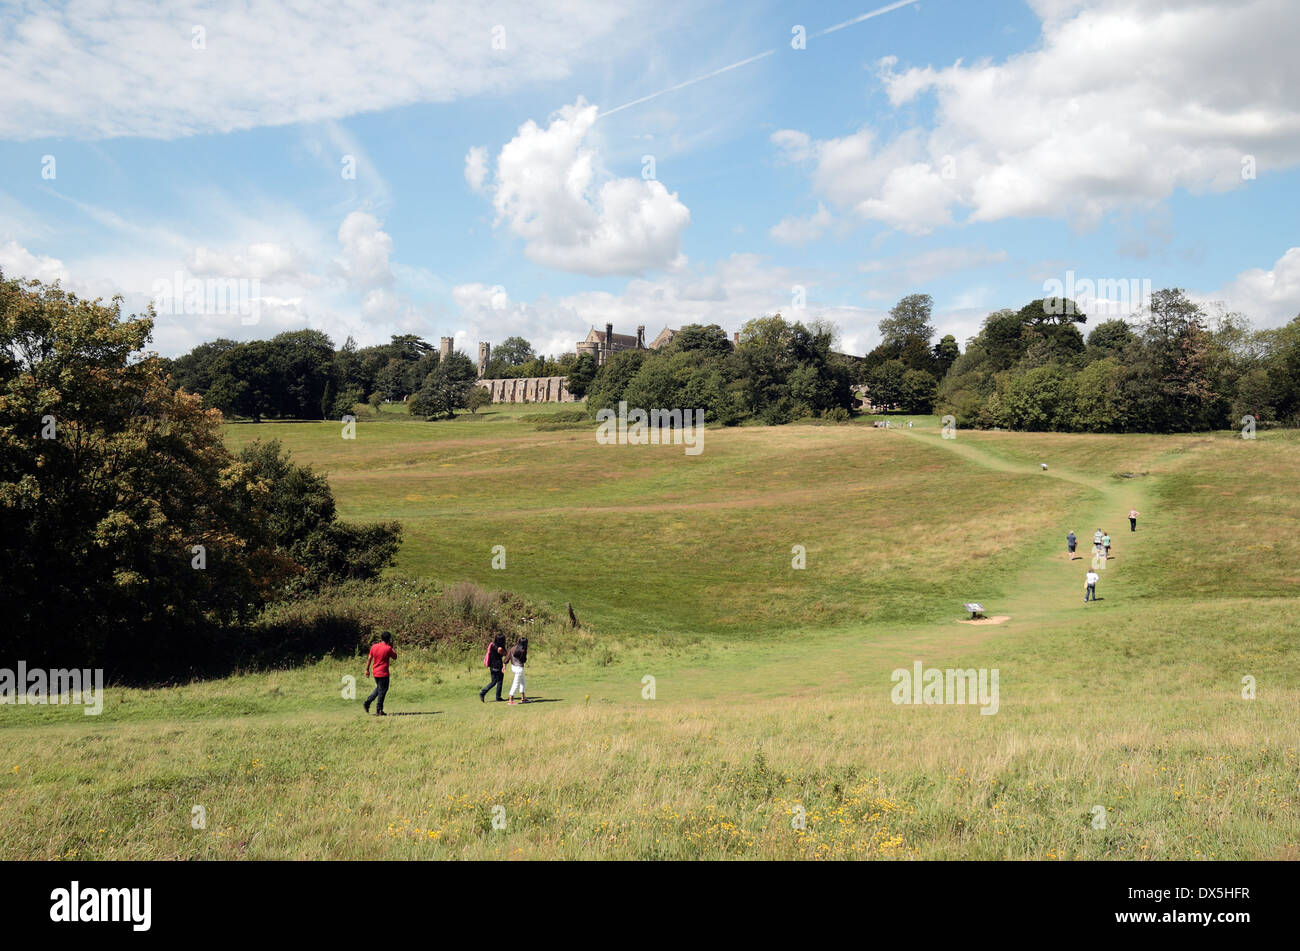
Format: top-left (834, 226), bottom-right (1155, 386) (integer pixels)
top-left (363, 632), bottom-right (396, 716)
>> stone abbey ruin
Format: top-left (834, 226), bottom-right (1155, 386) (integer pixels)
top-left (459, 323), bottom-right (685, 404)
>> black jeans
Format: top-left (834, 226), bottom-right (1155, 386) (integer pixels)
top-left (366, 675), bottom-right (389, 712)
top-left (1130, 517), bottom-right (1137, 531)
top-left (481, 668), bottom-right (504, 700)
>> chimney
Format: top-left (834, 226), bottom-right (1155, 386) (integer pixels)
top-left (637, 325), bottom-right (645, 349)
top-left (605, 322), bottom-right (614, 363)
top-left (733, 331), bottom-right (740, 347)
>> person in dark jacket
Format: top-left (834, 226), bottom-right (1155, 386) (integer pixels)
top-left (480, 633), bottom-right (507, 702)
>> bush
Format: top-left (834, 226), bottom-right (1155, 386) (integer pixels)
top-left (251, 577), bottom-right (555, 660)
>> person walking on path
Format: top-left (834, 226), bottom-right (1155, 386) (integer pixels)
top-left (1129, 508), bottom-right (1139, 532)
top-left (364, 631), bottom-right (396, 716)
top-left (480, 633), bottom-right (507, 702)
top-left (1067, 530), bottom-right (1078, 560)
top-left (506, 637), bottom-right (529, 705)
top-left (1084, 570), bottom-right (1099, 602)
top-left (1102, 532), bottom-right (1112, 558)
top-left (1093, 528), bottom-right (1104, 554)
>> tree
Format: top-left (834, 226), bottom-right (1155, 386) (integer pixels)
top-left (464, 386), bottom-right (492, 414)
top-left (584, 349), bottom-right (646, 417)
top-left (666, 323), bottom-right (733, 358)
top-left (0, 274), bottom-right (294, 670)
top-left (494, 336), bottom-right (535, 368)
top-left (565, 352), bottom-right (597, 397)
top-left (899, 369), bottom-right (938, 414)
top-left (205, 340), bottom-right (276, 421)
top-left (236, 439), bottom-right (401, 591)
top-left (1086, 319), bottom-right (1136, 359)
top-left (865, 359), bottom-right (907, 411)
top-left (878, 294), bottom-right (936, 349)
top-left (411, 351), bottom-right (478, 418)
top-left (267, 329), bottom-right (334, 419)
top-left (932, 334), bottom-right (960, 377)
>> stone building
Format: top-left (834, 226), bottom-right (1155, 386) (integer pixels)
top-left (577, 322), bottom-right (642, 366)
top-left (470, 322), bottom-right (682, 403)
top-left (477, 376), bottom-right (577, 403)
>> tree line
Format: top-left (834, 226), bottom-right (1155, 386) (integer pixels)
top-left (164, 285), bottom-right (1300, 433)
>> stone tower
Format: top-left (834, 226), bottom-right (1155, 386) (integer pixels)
top-left (440, 336), bottom-right (453, 359)
top-left (477, 341), bottom-right (491, 378)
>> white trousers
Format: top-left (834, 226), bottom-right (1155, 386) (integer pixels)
top-left (508, 664), bottom-right (526, 696)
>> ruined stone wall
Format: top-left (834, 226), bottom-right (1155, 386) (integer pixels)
top-left (476, 376), bottom-right (578, 403)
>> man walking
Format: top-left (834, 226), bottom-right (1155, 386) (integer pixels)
top-left (364, 631), bottom-right (396, 716)
top-left (1066, 530), bottom-right (1078, 560)
top-left (1102, 532), bottom-right (1112, 558)
top-left (1129, 508), bottom-right (1139, 532)
top-left (1084, 569), bottom-right (1099, 602)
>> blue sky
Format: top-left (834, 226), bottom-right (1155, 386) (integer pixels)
top-left (1, 0), bottom-right (1297, 358)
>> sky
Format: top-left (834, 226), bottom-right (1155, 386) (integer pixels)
top-left (0, 0), bottom-right (1297, 359)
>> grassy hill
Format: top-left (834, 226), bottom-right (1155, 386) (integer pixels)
top-left (2, 408), bottom-right (1296, 859)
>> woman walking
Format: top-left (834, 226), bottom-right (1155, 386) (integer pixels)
top-left (506, 637), bottom-right (529, 705)
top-left (1129, 508), bottom-right (1139, 532)
top-left (479, 633), bottom-right (507, 702)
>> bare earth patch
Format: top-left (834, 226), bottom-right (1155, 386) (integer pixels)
top-left (957, 615), bottom-right (1011, 626)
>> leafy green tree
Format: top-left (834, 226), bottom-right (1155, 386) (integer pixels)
top-left (1086, 319), bottom-right (1136, 359)
top-left (666, 323), bottom-right (733, 358)
top-left (865, 359), bottom-right (907, 411)
top-left (494, 336), bottom-right (535, 368)
top-left (565, 352), bottom-right (597, 397)
top-left (991, 364), bottom-right (1076, 431)
top-left (0, 274), bottom-right (295, 670)
top-left (205, 339), bottom-right (277, 421)
top-left (932, 334), bottom-right (960, 377)
top-left (879, 294), bottom-right (936, 349)
top-left (267, 329), bottom-right (334, 419)
top-left (584, 349), bottom-right (646, 417)
top-left (235, 440), bottom-right (401, 591)
top-left (1070, 357), bottom-right (1128, 432)
top-left (411, 351), bottom-right (478, 418)
top-left (899, 369), bottom-right (938, 414)
top-left (464, 386), bottom-right (492, 414)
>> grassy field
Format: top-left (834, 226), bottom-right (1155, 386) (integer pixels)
top-left (2, 407), bottom-right (1297, 859)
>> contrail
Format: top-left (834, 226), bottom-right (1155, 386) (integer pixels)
top-left (598, 49), bottom-right (778, 118)
top-left (811, 0), bottom-right (919, 38)
top-left (597, 0), bottom-right (920, 119)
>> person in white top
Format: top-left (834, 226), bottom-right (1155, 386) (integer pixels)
top-left (1129, 508), bottom-right (1139, 532)
top-left (1085, 570), bottom-right (1099, 602)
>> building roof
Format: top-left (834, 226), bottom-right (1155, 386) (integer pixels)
top-left (649, 327), bottom-right (678, 349)
top-left (584, 328), bottom-right (641, 348)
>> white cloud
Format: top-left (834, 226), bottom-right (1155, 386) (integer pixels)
top-left (0, 239), bottom-right (69, 284)
top-left (479, 100), bottom-right (691, 276)
top-left (770, 203), bottom-right (832, 246)
top-left (859, 246), bottom-right (1009, 285)
top-left (777, 0), bottom-right (1300, 232)
top-left (188, 242), bottom-right (311, 284)
top-left (336, 211), bottom-right (394, 289)
top-left (0, 1), bottom-right (650, 140)
top-left (464, 146), bottom-right (489, 193)
top-left (1211, 247), bottom-right (1300, 328)
top-left (453, 253), bottom-right (882, 357)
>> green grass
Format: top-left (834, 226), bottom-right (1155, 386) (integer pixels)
top-left (2, 413), bottom-right (1296, 859)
